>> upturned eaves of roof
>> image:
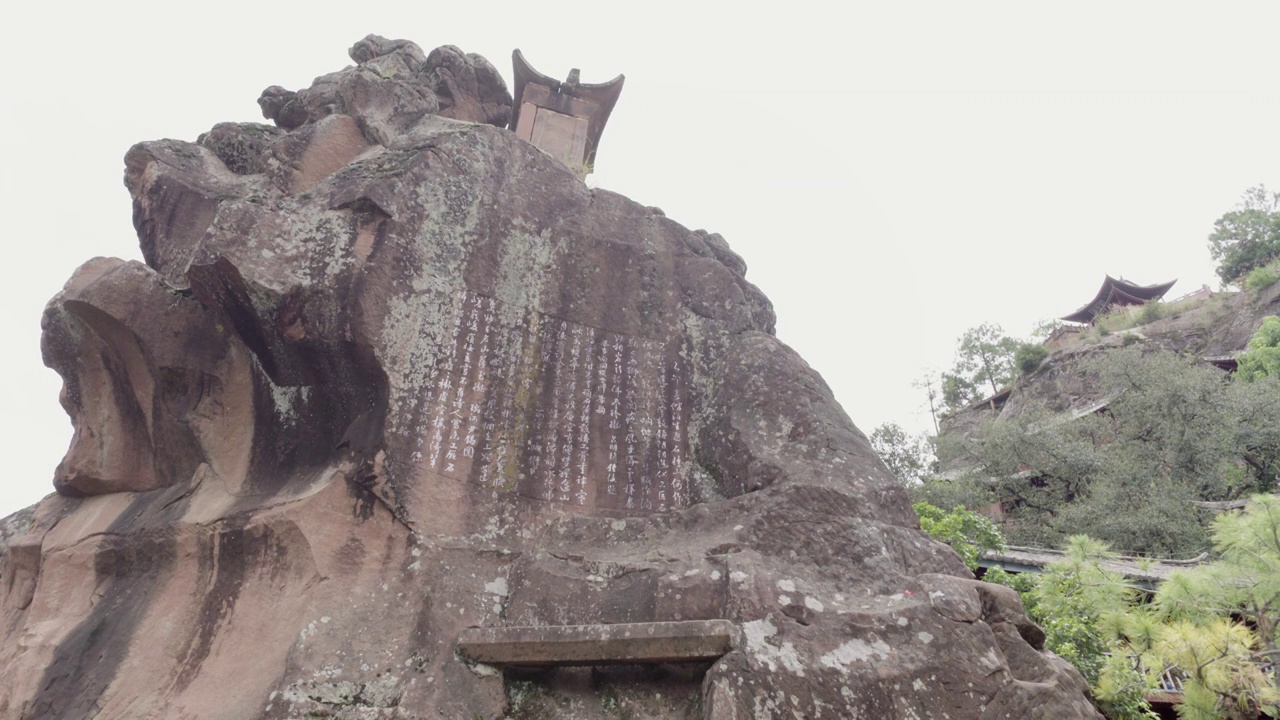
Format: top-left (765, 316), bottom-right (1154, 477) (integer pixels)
top-left (1061, 275), bottom-right (1178, 324)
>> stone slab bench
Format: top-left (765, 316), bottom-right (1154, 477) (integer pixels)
top-left (456, 619), bottom-right (737, 667)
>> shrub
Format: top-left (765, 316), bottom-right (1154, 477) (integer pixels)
top-left (1237, 315), bottom-right (1280, 381)
top-left (1138, 299), bottom-right (1163, 325)
top-left (1209, 185), bottom-right (1280, 286)
top-left (1244, 262), bottom-right (1279, 291)
top-left (913, 502), bottom-right (1006, 570)
top-left (908, 476), bottom-right (995, 513)
top-left (1014, 343), bottom-right (1048, 375)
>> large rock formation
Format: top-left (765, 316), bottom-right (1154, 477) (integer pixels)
top-left (0, 36), bottom-right (1101, 719)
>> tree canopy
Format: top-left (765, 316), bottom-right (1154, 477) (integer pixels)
top-left (1156, 496), bottom-right (1280, 665)
top-left (1237, 316), bottom-right (1280, 382)
top-left (1145, 497), bottom-right (1280, 718)
top-left (935, 346), bottom-right (1280, 555)
top-left (1014, 342), bottom-right (1048, 375)
top-left (869, 422), bottom-right (935, 486)
top-left (1209, 185), bottom-right (1280, 286)
top-left (914, 493), bottom-right (1280, 718)
top-left (940, 323), bottom-right (1021, 411)
top-left (912, 501), bottom-right (1004, 570)
top-left (980, 510), bottom-right (1280, 719)
top-left (956, 322), bottom-right (1020, 397)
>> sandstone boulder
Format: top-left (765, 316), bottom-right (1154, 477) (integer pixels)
top-left (0, 36), bottom-right (1102, 719)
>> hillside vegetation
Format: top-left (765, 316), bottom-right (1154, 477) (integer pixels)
top-left (875, 187), bottom-right (1280, 719)
top-left (886, 182), bottom-right (1280, 556)
top-left (912, 279), bottom-right (1280, 556)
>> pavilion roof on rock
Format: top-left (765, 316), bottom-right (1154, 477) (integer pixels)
top-left (1060, 276), bottom-right (1177, 324)
top-left (508, 50), bottom-right (624, 177)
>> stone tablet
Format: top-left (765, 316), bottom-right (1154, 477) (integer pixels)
top-left (456, 620), bottom-right (736, 666)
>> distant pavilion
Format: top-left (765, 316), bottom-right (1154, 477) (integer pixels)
top-left (1060, 275), bottom-right (1177, 325)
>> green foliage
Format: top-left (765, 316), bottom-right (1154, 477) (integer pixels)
top-left (940, 323), bottom-right (1022, 412)
top-left (1139, 299), bottom-right (1165, 325)
top-left (980, 499), bottom-right (1280, 719)
top-left (1043, 610), bottom-right (1112, 684)
top-left (946, 346), bottom-right (1280, 555)
top-left (948, 401), bottom-right (1107, 549)
top-left (1142, 496), bottom-right (1280, 718)
top-left (870, 422), bottom-right (935, 486)
top-left (1014, 342), bottom-right (1048, 376)
top-left (1237, 316), bottom-right (1280, 382)
top-left (908, 476), bottom-right (995, 513)
top-left (1056, 350), bottom-right (1232, 552)
top-left (1209, 185), bottom-right (1280, 286)
top-left (1094, 651), bottom-right (1162, 720)
top-left (1152, 618), bottom-right (1277, 719)
top-left (1092, 296), bottom-right (1209, 338)
top-left (941, 371), bottom-right (978, 411)
top-left (1156, 496), bottom-right (1280, 655)
top-left (956, 323), bottom-right (1021, 397)
top-left (1225, 375), bottom-right (1280, 495)
top-left (982, 566), bottom-right (1038, 597)
top-left (912, 502), bottom-right (1006, 570)
top-left (985, 537), bottom-right (1159, 717)
top-left (1245, 262), bottom-right (1280, 291)
top-left (1031, 536), bottom-right (1137, 684)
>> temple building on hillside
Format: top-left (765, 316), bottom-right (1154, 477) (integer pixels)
top-left (1060, 275), bottom-right (1177, 324)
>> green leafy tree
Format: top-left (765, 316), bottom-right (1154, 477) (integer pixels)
top-left (1031, 536), bottom-right (1136, 684)
top-left (870, 422), bottom-right (935, 486)
top-left (1227, 377), bottom-right (1280, 495)
top-left (1094, 650), bottom-right (1163, 720)
top-left (948, 347), bottom-right (1277, 555)
top-left (984, 537), bottom-right (1160, 719)
top-left (1058, 350), bottom-right (1236, 554)
top-left (1014, 342), bottom-right (1049, 376)
top-left (908, 475), bottom-right (996, 514)
top-left (941, 371), bottom-right (978, 412)
top-left (1151, 495), bottom-right (1280, 718)
top-left (1153, 620), bottom-right (1274, 720)
top-left (1209, 185), bottom-right (1280, 286)
top-left (956, 323), bottom-right (1020, 397)
top-left (947, 401), bottom-right (1109, 549)
top-left (1232, 320), bottom-right (1280, 494)
top-left (1237, 316), bottom-right (1280, 382)
top-left (938, 324), bottom-right (1022, 413)
top-left (980, 500), bottom-right (1280, 719)
top-left (1245, 263), bottom-right (1279, 291)
top-left (912, 502), bottom-right (1006, 570)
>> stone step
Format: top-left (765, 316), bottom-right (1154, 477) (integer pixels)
top-left (456, 619), bottom-right (737, 667)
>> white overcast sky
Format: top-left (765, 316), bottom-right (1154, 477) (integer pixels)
top-left (3, 1), bottom-right (1279, 517)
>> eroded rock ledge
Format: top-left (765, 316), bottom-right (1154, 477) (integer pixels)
top-left (0, 35), bottom-right (1101, 719)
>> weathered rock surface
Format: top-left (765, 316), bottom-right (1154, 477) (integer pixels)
top-left (0, 36), bottom-right (1101, 719)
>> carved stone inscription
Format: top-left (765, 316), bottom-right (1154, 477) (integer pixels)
top-left (412, 289), bottom-right (690, 514)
